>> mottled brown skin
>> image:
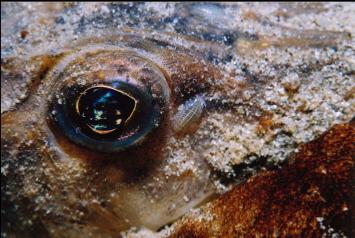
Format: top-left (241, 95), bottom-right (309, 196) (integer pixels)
top-left (170, 123), bottom-right (354, 238)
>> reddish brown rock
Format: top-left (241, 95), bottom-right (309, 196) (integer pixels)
top-left (170, 123), bottom-right (354, 238)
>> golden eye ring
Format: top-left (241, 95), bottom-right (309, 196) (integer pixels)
top-left (74, 84), bottom-right (138, 135)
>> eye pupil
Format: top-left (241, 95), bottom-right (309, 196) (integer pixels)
top-left (77, 86), bottom-right (136, 134)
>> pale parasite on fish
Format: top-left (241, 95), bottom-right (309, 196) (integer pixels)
top-left (1, 2), bottom-right (354, 238)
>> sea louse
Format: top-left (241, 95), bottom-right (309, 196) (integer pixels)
top-left (172, 95), bottom-right (206, 134)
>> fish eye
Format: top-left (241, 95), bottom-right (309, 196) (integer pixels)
top-left (76, 85), bottom-right (137, 136)
top-left (47, 47), bottom-right (170, 152)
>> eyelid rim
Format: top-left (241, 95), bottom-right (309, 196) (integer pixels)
top-left (44, 44), bottom-right (171, 105)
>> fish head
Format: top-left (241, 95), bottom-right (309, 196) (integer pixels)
top-left (1, 2), bottom-right (353, 237)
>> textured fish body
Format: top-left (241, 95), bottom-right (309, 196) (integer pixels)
top-left (1, 2), bottom-right (354, 238)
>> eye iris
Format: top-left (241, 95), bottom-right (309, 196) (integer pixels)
top-left (77, 86), bottom-right (136, 134)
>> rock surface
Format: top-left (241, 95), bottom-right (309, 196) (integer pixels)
top-left (167, 123), bottom-right (354, 238)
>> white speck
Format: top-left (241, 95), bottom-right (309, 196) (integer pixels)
top-left (183, 195), bottom-right (190, 202)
